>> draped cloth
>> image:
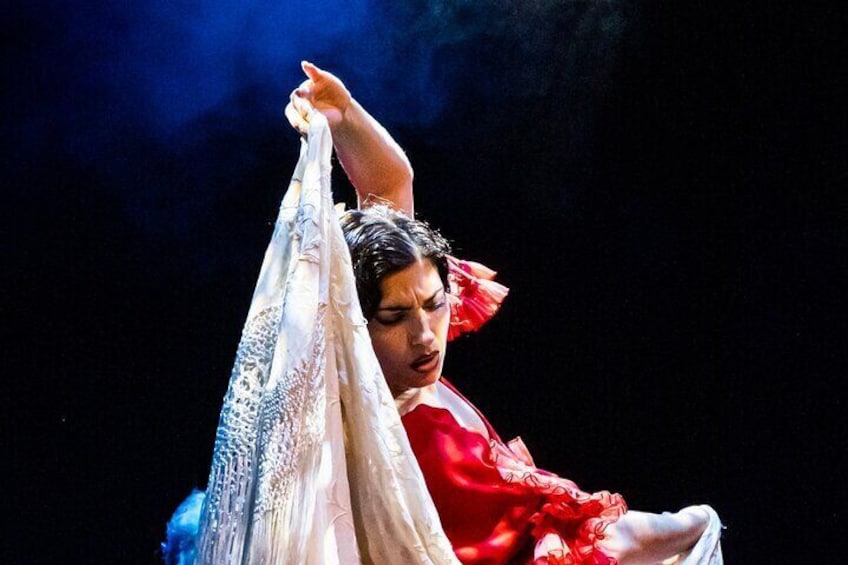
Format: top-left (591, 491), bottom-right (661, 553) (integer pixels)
top-left (194, 112), bottom-right (459, 564)
top-left (671, 505), bottom-right (724, 565)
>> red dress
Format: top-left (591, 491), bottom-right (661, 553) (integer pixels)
top-left (401, 379), bottom-right (627, 565)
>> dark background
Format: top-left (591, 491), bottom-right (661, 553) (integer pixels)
top-left (5, 2), bottom-right (843, 563)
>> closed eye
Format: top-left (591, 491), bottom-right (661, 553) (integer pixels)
top-left (375, 287), bottom-right (445, 325)
top-left (375, 313), bottom-right (405, 326)
top-left (425, 301), bottom-right (446, 312)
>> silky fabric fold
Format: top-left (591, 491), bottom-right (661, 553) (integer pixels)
top-left (193, 113), bottom-right (458, 564)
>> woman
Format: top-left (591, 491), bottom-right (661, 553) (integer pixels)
top-left (165, 63), bottom-right (722, 565)
top-left (284, 63), bottom-right (723, 564)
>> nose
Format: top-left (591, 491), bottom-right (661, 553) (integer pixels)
top-left (409, 308), bottom-right (437, 348)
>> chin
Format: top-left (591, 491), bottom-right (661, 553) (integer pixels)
top-left (398, 372), bottom-right (440, 393)
top-left (418, 368), bottom-right (442, 388)
top-left (387, 363), bottom-right (443, 395)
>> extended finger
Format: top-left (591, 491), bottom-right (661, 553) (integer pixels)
top-left (301, 60), bottom-right (323, 82)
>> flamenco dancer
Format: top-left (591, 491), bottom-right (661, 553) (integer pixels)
top-left (163, 62), bottom-right (723, 564)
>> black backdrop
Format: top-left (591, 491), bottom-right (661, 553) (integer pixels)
top-left (5, 2), bottom-right (843, 563)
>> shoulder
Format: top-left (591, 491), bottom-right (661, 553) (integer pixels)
top-left (400, 379), bottom-right (494, 442)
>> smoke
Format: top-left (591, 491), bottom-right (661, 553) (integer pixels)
top-left (7, 0), bottom-right (635, 270)
top-left (10, 0), bottom-right (633, 144)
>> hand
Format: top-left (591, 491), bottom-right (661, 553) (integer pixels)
top-left (282, 59), bottom-right (414, 214)
top-left (284, 61), bottom-right (351, 136)
top-left (599, 508), bottom-right (709, 565)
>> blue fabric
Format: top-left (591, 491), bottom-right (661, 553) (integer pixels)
top-left (162, 489), bottom-right (205, 565)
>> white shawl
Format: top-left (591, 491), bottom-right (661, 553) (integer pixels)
top-left (194, 112), bottom-right (459, 565)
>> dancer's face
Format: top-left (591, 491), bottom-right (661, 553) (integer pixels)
top-left (368, 258), bottom-right (449, 397)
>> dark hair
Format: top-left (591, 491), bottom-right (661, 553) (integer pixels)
top-left (340, 204), bottom-right (451, 320)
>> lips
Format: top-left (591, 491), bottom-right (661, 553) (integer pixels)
top-left (411, 351), bottom-right (440, 373)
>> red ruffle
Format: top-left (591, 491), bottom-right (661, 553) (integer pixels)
top-left (534, 546), bottom-right (615, 565)
top-left (528, 492), bottom-right (624, 565)
top-left (404, 378), bottom-right (627, 565)
top-left (488, 437), bottom-right (627, 565)
top-left (446, 255), bottom-right (509, 341)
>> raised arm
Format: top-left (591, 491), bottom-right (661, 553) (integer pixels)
top-left (285, 61), bottom-right (414, 216)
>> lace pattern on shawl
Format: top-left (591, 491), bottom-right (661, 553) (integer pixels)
top-left (194, 113), bottom-right (458, 564)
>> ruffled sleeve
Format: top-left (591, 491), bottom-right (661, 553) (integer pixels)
top-left (402, 390), bottom-right (627, 565)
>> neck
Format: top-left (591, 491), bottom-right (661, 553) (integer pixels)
top-left (393, 381), bottom-right (439, 415)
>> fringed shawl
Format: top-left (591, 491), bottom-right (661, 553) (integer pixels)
top-left (194, 112), bottom-right (459, 565)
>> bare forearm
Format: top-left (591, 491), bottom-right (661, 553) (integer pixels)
top-left (601, 507), bottom-right (709, 565)
top-left (285, 62), bottom-right (414, 215)
top-left (333, 99), bottom-right (414, 215)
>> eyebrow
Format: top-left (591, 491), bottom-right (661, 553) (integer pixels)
top-left (377, 287), bottom-right (445, 312)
